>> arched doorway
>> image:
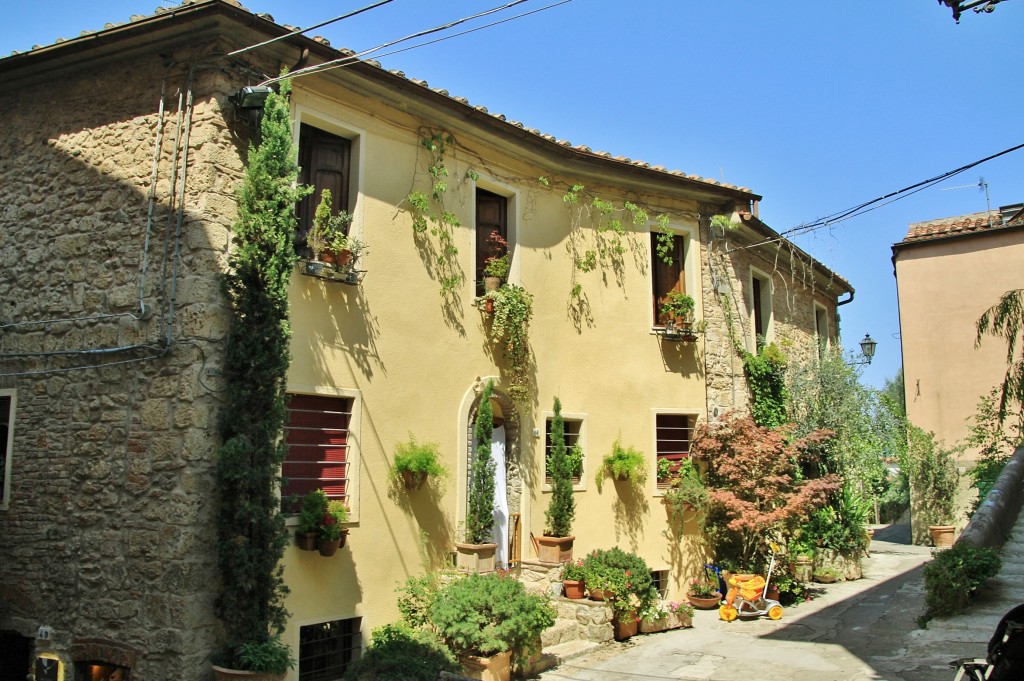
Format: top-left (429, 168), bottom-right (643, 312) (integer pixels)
top-left (462, 379), bottom-right (523, 568)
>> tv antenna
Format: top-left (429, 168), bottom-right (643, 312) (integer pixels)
top-left (941, 176), bottom-right (992, 223)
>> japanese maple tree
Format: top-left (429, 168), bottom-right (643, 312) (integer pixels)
top-left (692, 411), bottom-right (840, 568)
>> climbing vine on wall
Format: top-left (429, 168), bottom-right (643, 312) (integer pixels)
top-left (405, 131), bottom-right (476, 298)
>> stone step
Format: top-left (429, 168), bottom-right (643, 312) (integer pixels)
top-left (526, 640), bottom-right (602, 677)
top-left (541, 619), bottom-right (580, 648)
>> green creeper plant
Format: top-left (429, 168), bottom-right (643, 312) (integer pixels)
top-left (976, 288), bottom-right (1024, 425)
top-left (216, 78), bottom-right (309, 666)
top-left (742, 342), bottom-right (788, 429)
top-left (466, 381), bottom-right (496, 544)
top-left (544, 397), bottom-right (575, 537)
top-left (485, 284), bottom-right (534, 404)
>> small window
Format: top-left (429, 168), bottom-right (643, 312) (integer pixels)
top-left (815, 304), bottom-right (830, 357)
top-left (651, 569), bottom-right (669, 599)
top-left (282, 394), bottom-right (353, 513)
top-left (297, 124), bottom-right (353, 246)
top-left (655, 414), bottom-right (693, 489)
top-left (476, 188), bottom-right (508, 296)
top-left (0, 391), bottom-right (14, 507)
top-left (750, 270), bottom-right (772, 343)
top-left (545, 417), bottom-right (583, 485)
top-left (651, 231), bottom-right (687, 326)
top-left (299, 618), bottom-right (362, 681)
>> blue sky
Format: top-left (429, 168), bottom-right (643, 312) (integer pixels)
top-left (4, 1), bottom-right (1022, 388)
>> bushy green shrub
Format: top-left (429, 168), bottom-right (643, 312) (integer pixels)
top-left (921, 543), bottom-right (1001, 624)
top-left (392, 437), bottom-right (447, 477)
top-left (428, 573), bottom-right (554, 658)
top-left (581, 547), bottom-right (658, 615)
top-left (343, 623), bottom-right (458, 681)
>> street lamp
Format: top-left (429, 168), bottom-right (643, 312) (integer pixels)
top-left (851, 333), bottom-right (877, 365)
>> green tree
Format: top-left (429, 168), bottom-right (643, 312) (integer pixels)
top-left (976, 288), bottom-right (1024, 426)
top-left (906, 425), bottom-right (960, 544)
top-left (215, 79), bottom-right (309, 663)
top-left (966, 386), bottom-right (1024, 508)
top-left (544, 397), bottom-right (575, 537)
top-left (466, 381), bottom-right (496, 544)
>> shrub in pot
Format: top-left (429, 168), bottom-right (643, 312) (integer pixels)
top-left (539, 397), bottom-right (576, 562)
top-left (342, 622), bottom-right (458, 681)
top-left (295, 489), bottom-right (328, 550)
top-left (429, 572), bottom-right (554, 677)
top-left (318, 500), bottom-right (349, 556)
top-left (391, 436), bottom-right (446, 490)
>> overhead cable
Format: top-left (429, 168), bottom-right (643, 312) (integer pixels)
top-left (261, 0), bottom-right (538, 86)
top-left (228, 0), bottom-right (395, 57)
top-left (742, 141), bottom-right (1024, 250)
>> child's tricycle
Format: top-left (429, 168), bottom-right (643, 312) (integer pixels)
top-left (718, 544), bottom-right (783, 622)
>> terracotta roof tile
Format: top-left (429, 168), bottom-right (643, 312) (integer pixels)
top-left (900, 208), bottom-right (1024, 245)
top-left (4, 0), bottom-right (757, 198)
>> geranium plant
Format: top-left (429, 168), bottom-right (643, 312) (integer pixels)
top-left (561, 559), bottom-right (586, 582)
top-left (688, 578), bottom-right (719, 598)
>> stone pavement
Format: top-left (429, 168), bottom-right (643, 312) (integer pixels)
top-left (534, 521), bottom-right (1024, 681)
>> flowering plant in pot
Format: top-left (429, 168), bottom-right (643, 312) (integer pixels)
top-left (295, 489), bottom-right (328, 551)
top-left (318, 500), bottom-right (349, 556)
top-left (686, 577), bottom-right (722, 609)
top-left (482, 231), bottom-right (510, 292)
top-left (560, 559), bottom-right (586, 599)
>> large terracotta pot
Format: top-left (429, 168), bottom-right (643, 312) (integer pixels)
top-left (687, 592), bottom-right (722, 610)
top-left (536, 535), bottom-right (574, 563)
top-left (460, 649), bottom-right (511, 681)
top-left (455, 542), bottom-right (498, 573)
top-left (587, 588), bottom-right (609, 601)
top-left (929, 525), bottom-right (956, 548)
top-left (562, 579), bottom-right (585, 599)
top-left (295, 531), bottom-right (317, 551)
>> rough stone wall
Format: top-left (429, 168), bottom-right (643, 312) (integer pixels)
top-left (0, 45), bottom-right (246, 681)
top-left (701, 222), bottom-right (842, 419)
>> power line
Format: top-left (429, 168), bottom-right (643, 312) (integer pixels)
top-left (741, 142), bottom-right (1024, 250)
top-left (261, 0), bottom-right (555, 86)
top-left (228, 0), bottom-right (395, 57)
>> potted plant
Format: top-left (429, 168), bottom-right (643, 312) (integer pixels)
top-left (560, 559), bottom-right (586, 599)
top-left (318, 500), bottom-right (349, 556)
top-left (295, 489), bottom-right (328, 551)
top-left (659, 291), bottom-right (697, 339)
top-left (484, 285), bottom-right (533, 404)
top-left (391, 436), bottom-right (446, 490)
top-left (686, 577), bottom-right (722, 609)
top-left (538, 397), bottom-right (576, 563)
top-left (813, 566), bottom-right (840, 584)
top-left (482, 231), bottom-right (510, 292)
top-left (428, 572), bottom-right (555, 681)
top-left (639, 599), bottom-right (694, 633)
top-left (455, 381), bottom-right (499, 573)
top-left (659, 458), bottom-right (708, 526)
top-left (213, 636), bottom-right (295, 681)
top-left (595, 439), bottom-right (646, 490)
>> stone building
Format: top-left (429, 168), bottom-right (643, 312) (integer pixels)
top-left (0, 2), bottom-right (853, 679)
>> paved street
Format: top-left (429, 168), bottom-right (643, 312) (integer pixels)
top-left (536, 523), bottom-right (1014, 681)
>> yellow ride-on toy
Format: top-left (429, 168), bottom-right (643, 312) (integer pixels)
top-left (719, 545), bottom-right (783, 622)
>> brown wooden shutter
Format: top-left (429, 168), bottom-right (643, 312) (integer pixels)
top-left (476, 189), bottom-right (507, 295)
top-left (651, 232), bottom-right (686, 325)
top-left (297, 124), bottom-right (352, 239)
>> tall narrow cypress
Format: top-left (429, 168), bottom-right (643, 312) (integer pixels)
top-left (466, 381), bottom-right (496, 544)
top-left (545, 397), bottom-right (575, 537)
top-left (216, 79), bottom-right (308, 660)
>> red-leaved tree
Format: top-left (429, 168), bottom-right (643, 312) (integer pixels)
top-left (692, 411), bottom-right (841, 568)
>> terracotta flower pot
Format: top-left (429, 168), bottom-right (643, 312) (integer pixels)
top-left (460, 649), bottom-right (511, 681)
top-left (212, 666), bottom-right (284, 681)
top-left (318, 529), bottom-right (348, 556)
top-left (295, 531), bottom-right (317, 551)
top-left (587, 588), bottom-right (609, 601)
top-left (536, 535), bottom-right (574, 563)
top-left (687, 592), bottom-right (722, 609)
top-left (612, 611), bottom-right (638, 641)
top-left (401, 470), bottom-right (427, 490)
top-left (562, 579), bottom-right (585, 599)
top-left (929, 524), bottom-right (956, 548)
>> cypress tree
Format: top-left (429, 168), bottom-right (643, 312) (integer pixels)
top-left (466, 381), bottom-right (496, 544)
top-left (215, 79), bottom-right (308, 660)
top-left (544, 397), bottom-right (575, 537)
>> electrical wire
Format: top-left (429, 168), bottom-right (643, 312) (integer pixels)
top-left (741, 142), bottom-right (1024, 251)
top-left (261, 0), bottom-right (543, 86)
top-left (227, 0), bottom-right (396, 57)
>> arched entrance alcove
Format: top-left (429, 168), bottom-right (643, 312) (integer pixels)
top-left (455, 377), bottom-right (524, 567)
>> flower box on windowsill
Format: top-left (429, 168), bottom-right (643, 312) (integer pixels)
top-left (657, 320), bottom-right (698, 342)
top-left (300, 259), bottom-right (364, 286)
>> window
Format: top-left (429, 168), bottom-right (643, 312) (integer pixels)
top-left (750, 269), bottom-right (772, 342)
top-left (544, 417), bottom-right (583, 485)
top-left (297, 124), bottom-right (352, 244)
top-left (0, 390), bottom-right (14, 507)
top-left (299, 618), bottom-right (362, 681)
top-left (655, 413), bottom-right (693, 488)
top-left (282, 394), bottom-right (353, 513)
top-left (651, 569), bottom-right (669, 599)
top-left (651, 231), bottom-right (687, 326)
top-left (475, 188), bottom-right (508, 296)
top-left (815, 304), bottom-right (830, 357)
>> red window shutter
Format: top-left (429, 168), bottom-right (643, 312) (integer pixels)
top-left (282, 394), bottom-right (352, 512)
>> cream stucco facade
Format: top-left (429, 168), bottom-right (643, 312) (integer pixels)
top-left (0, 2), bottom-right (853, 679)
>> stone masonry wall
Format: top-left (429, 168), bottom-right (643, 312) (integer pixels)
top-left (0, 44), bottom-right (249, 681)
top-left (701, 220), bottom-right (843, 419)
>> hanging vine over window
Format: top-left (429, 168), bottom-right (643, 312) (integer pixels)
top-left (484, 284), bottom-right (534, 404)
top-left (404, 131), bottom-right (474, 297)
